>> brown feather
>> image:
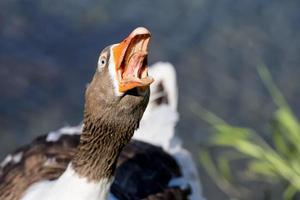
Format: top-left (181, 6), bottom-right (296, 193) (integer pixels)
top-left (0, 134), bottom-right (190, 200)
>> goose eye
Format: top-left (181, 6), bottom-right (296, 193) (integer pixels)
top-left (100, 58), bottom-right (106, 66)
top-left (98, 56), bottom-right (107, 71)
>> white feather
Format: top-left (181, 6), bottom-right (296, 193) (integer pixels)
top-left (46, 125), bottom-right (82, 142)
top-left (1, 152), bottom-right (23, 169)
top-left (145, 62), bottom-right (178, 114)
top-left (12, 152), bottom-right (23, 163)
top-left (0, 155), bottom-right (12, 168)
top-left (108, 45), bottom-right (123, 97)
top-left (21, 165), bottom-right (113, 200)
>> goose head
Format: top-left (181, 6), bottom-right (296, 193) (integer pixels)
top-left (84, 27), bottom-right (154, 123)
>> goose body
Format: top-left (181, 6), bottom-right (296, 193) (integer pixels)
top-left (0, 29), bottom-right (204, 200)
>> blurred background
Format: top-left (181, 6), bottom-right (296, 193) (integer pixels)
top-left (1, 0), bottom-right (300, 199)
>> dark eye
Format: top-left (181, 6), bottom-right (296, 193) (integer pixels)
top-left (100, 58), bottom-right (106, 66)
top-left (98, 55), bottom-right (107, 71)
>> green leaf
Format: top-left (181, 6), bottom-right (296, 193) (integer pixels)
top-left (217, 157), bottom-right (232, 182)
top-left (257, 64), bottom-right (288, 108)
top-left (248, 160), bottom-right (277, 178)
top-left (199, 150), bottom-right (220, 180)
top-left (284, 185), bottom-right (298, 200)
top-left (275, 108), bottom-right (300, 150)
top-left (271, 119), bottom-right (290, 156)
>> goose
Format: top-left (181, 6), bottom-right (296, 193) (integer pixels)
top-left (43, 62), bottom-right (204, 200)
top-left (0, 28), bottom-right (204, 200)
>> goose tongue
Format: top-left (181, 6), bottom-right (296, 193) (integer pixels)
top-left (119, 52), bottom-right (153, 92)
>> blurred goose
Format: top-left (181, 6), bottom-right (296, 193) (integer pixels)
top-left (0, 29), bottom-right (204, 200)
top-left (134, 62), bottom-right (204, 200)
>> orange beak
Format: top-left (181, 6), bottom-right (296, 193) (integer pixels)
top-left (112, 27), bottom-right (154, 93)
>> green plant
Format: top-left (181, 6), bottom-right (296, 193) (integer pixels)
top-left (192, 65), bottom-right (300, 200)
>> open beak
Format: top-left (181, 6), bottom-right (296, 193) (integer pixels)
top-left (112, 27), bottom-right (154, 93)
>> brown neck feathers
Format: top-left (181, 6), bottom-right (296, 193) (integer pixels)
top-left (71, 110), bottom-right (140, 181)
